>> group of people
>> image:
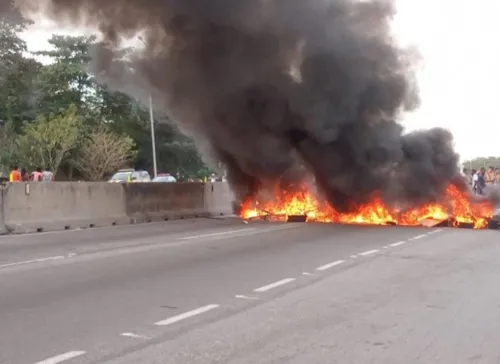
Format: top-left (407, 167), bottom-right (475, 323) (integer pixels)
top-left (463, 166), bottom-right (500, 195)
top-left (8, 166), bottom-right (54, 182)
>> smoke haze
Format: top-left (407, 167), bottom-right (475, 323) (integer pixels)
top-left (14, 0), bottom-right (463, 211)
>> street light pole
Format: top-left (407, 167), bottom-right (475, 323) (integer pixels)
top-left (149, 94), bottom-right (158, 178)
top-left (137, 36), bottom-right (158, 178)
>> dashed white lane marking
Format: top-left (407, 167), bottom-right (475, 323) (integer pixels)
top-left (389, 241), bottom-right (406, 247)
top-left (350, 255), bottom-right (357, 259)
top-left (302, 272), bottom-right (315, 276)
top-left (358, 249), bottom-right (379, 256)
top-left (180, 228), bottom-right (256, 240)
top-left (154, 304), bottom-right (220, 326)
top-left (254, 278), bottom-right (296, 292)
top-left (34, 351), bottom-right (86, 364)
top-left (409, 234), bottom-right (427, 240)
top-left (235, 295), bottom-right (259, 300)
top-left (316, 260), bottom-right (345, 271)
top-left (0, 256), bottom-right (65, 269)
top-left (121, 332), bottom-right (151, 340)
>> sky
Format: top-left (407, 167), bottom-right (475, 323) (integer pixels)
top-left (19, 0), bottom-right (500, 161)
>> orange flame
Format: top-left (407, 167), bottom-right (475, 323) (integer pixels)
top-left (240, 184), bottom-right (493, 229)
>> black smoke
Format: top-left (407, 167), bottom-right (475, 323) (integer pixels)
top-left (18, 0), bottom-right (463, 211)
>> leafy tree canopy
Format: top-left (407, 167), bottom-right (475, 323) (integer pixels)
top-left (0, 25), bottom-right (214, 180)
top-left (18, 105), bottom-right (82, 172)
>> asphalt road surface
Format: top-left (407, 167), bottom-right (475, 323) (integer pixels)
top-left (1, 218), bottom-right (499, 364)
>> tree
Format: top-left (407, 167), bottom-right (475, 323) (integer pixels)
top-left (0, 16), bottom-right (30, 78)
top-left (2, 31), bottom-right (213, 178)
top-left (18, 105), bottom-right (82, 173)
top-left (0, 16), bottom-right (40, 129)
top-left (157, 134), bottom-right (213, 179)
top-left (33, 35), bottom-right (97, 117)
top-left (76, 124), bottom-right (137, 181)
top-left (0, 120), bottom-right (20, 174)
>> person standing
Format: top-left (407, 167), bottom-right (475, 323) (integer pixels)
top-left (485, 166), bottom-right (495, 185)
top-left (471, 169), bottom-right (478, 193)
top-left (31, 167), bottom-right (43, 182)
top-left (42, 167), bottom-right (54, 182)
top-left (475, 168), bottom-right (486, 195)
top-left (20, 168), bottom-right (30, 182)
top-left (9, 165), bottom-right (21, 182)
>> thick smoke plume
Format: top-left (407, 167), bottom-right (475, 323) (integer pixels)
top-left (18, 0), bottom-right (464, 211)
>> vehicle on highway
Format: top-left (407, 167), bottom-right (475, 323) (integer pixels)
top-left (152, 173), bottom-right (177, 183)
top-left (108, 169), bottom-right (151, 183)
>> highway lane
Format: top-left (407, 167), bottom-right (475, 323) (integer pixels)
top-left (0, 219), bottom-right (489, 363)
top-left (0, 218), bottom-right (244, 264)
top-left (105, 227), bottom-right (500, 364)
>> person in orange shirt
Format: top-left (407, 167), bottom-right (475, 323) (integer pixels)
top-left (485, 166), bottom-right (495, 185)
top-left (9, 165), bottom-right (21, 182)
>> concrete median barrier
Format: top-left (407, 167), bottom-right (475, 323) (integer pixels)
top-left (123, 182), bottom-right (207, 222)
top-left (204, 182), bottom-right (235, 216)
top-left (3, 182), bottom-right (128, 234)
top-left (0, 181), bottom-right (236, 235)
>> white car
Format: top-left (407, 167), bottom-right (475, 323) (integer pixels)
top-left (152, 174), bottom-right (177, 183)
top-left (108, 169), bottom-right (151, 183)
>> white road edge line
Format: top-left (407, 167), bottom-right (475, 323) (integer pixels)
top-left (254, 278), bottom-right (296, 292)
top-left (34, 351), bottom-right (86, 364)
top-left (316, 260), bottom-right (345, 271)
top-left (121, 332), bottom-right (151, 340)
top-left (389, 241), bottom-right (406, 247)
top-left (154, 304), bottom-right (220, 326)
top-left (180, 228), bottom-right (256, 240)
top-left (359, 249), bottom-right (379, 256)
top-left (429, 229), bottom-right (443, 234)
top-left (0, 256), bottom-right (65, 269)
top-left (410, 234), bottom-right (427, 240)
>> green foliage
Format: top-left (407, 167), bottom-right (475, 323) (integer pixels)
top-left (0, 16), bottom-right (40, 129)
top-left (18, 105), bottom-right (82, 172)
top-left (0, 16), bottom-right (29, 72)
top-left (0, 27), bottom-right (211, 179)
top-left (0, 120), bottom-right (21, 174)
top-left (33, 35), bottom-right (96, 117)
top-left (157, 134), bottom-right (213, 179)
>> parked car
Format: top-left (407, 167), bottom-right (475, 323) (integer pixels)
top-left (152, 173), bottom-right (177, 183)
top-left (108, 169), bottom-right (151, 183)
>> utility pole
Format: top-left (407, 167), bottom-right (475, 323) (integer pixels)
top-left (138, 36), bottom-right (158, 178)
top-left (149, 94), bottom-right (158, 178)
